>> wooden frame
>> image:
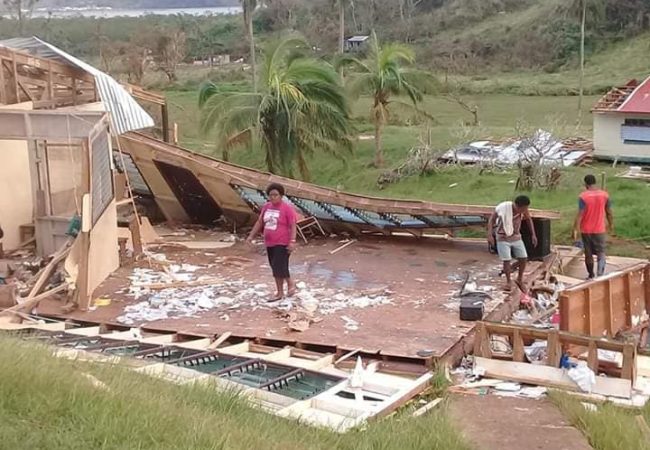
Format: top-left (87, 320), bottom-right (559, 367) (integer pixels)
top-left (559, 263), bottom-right (650, 341)
top-left (0, 46), bottom-right (96, 109)
top-left (474, 321), bottom-right (637, 381)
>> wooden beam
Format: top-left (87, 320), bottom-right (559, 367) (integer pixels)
top-left (412, 398), bottom-right (443, 417)
top-left (512, 329), bottom-right (525, 362)
top-left (11, 54), bottom-right (19, 103)
top-left (625, 273), bottom-right (632, 327)
top-left (0, 58), bottom-right (6, 104)
top-left (606, 279), bottom-right (614, 337)
top-left (161, 102), bottom-right (170, 143)
top-left (547, 329), bottom-right (561, 367)
top-left (645, 266), bottom-right (650, 317)
top-left (585, 287), bottom-right (593, 335)
top-left (474, 357), bottom-right (632, 399)
top-left (0, 47), bottom-right (94, 83)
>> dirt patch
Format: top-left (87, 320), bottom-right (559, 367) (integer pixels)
top-left (449, 393), bottom-right (593, 450)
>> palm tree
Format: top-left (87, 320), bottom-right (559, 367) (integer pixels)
top-left (337, 31), bottom-right (435, 168)
top-left (199, 35), bottom-right (354, 181)
top-left (241, 0), bottom-right (258, 92)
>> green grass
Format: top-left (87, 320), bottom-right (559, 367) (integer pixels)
top-left (551, 392), bottom-right (650, 450)
top-left (452, 31), bottom-right (650, 96)
top-left (0, 338), bottom-right (470, 450)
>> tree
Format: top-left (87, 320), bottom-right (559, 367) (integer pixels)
top-left (241, 0), bottom-right (258, 92)
top-left (336, 0), bottom-right (346, 54)
top-left (338, 31), bottom-right (435, 167)
top-left (3, 0), bottom-right (39, 35)
top-left (199, 35), bottom-right (354, 180)
top-left (154, 28), bottom-right (187, 82)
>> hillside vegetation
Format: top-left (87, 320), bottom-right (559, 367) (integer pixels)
top-left (1, 0), bottom-right (649, 92)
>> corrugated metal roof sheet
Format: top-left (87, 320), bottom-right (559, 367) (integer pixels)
top-left (0, 36), bottom-right (154, 134)
top-left (618, 76), bottom-right (650, 115)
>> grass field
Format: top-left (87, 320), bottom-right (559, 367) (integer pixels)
top-left (0, 338), bottom-right (469, 450)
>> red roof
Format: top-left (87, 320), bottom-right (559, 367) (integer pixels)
top-left (618, 76), bottom-right (650, 114)
top-left (592, 77), bottom-right (650, 114)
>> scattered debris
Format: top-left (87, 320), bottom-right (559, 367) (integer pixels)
top-left (441, 131), bottom-right (593, 168)
top-left (618, 166), bottom-right (650, 183)
top-left (116, 259), bottom-right (393, 327)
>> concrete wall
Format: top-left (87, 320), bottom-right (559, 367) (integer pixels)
top-left (0, 102), bottom-right (34, 250)
top-left (594, 113), bottom-right (650, 162)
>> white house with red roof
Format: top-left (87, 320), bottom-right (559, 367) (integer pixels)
top-left (592, 77), bottom-right (650, 163)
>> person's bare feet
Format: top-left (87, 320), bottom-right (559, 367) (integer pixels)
top-left (267, 293), bottom-right (283, 302)
top-left (503, 282), bottom-right (512, 292)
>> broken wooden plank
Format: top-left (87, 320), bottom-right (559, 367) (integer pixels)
top-left (0, 283), bottom-right (69, 316)
top-left (412, 398), bottom-right (443, 417)
top-left (208, 331), bottom-right (232, 350)
top-left (330, 239), bottom-right (356, 255)
top-left (334, 348), bottom-right (362, 365)
top-left (474, 357), bottom-right (632, 399)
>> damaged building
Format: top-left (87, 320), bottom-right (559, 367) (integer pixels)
top-left (0, 37), bottom-right (649, 431)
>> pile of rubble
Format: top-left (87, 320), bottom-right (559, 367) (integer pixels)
top-left (440, 131), bottom-right (593, 168)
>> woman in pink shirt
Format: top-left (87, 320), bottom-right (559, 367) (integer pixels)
top-left (246, 183), bottom-right (298, 301)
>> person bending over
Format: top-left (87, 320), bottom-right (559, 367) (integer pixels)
top-left (488, 195), bottom-right (537, 291)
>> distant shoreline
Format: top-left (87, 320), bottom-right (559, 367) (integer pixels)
top-left (5, 6), bottom-right (241, 19)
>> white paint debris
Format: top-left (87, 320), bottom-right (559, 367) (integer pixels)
top-left (117, 259), bottom-right (395, 326)
top-left (341, 316), bottom-right (359, 331)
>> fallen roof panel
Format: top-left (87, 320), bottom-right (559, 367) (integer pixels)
top-left (118, 132), bottom-right (560, 232)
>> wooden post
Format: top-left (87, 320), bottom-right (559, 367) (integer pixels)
top-left (547, 329), bottom-right (561, 368)
top-left (606, 279), bottom-right (614, 337)
top-left (71, 77), bottom-right (77, 104)
top-left (644, 265), bottom-right (650, 317)
top-left (473, 322), bottom-right (492, 358)
top-left (77, 139), bottom-right (92, 311)
top-left (129, 217), bottom-right (143, 257)
top-left (624, 273), bottom-right (632, 327)
top-left (559, 293), bottom-right (570, 333)
top-left (512, 329), bottom-right (525, 362)
top-left (11, 53), bottom-right (19, 103)
top-left (47, 61), bottom-right (54, 102)
top-left (621, 343), bottom-right (636, 381)
top-left (587, 340), bottom-right (599, 373)
top-left (161, 102), bottom-right (170, 143)
top-left (76, 231), bottom-right (91, 311)
top-left (585, 287), bottom-right (593, 336)
top-left (0, 58), bottom-right (6, 104)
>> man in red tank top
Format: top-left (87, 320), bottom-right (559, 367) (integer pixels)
top-left (573, 174), bottom-right (613, 279)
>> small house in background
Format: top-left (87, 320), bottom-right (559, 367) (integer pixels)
top-left (344, 35), bottom-right (369, 53)
top-left (592, 77), bottom-right (650, 163)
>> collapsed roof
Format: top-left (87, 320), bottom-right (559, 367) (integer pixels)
top-left (0, 36), bottom-right (153, 134)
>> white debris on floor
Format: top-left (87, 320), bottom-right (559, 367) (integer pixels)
top-left (116, 254), bottom-right (394, 326)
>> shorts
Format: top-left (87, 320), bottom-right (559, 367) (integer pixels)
top-left (582, 233), bottom-right (606, 256)
top-left (267, 245), bottom-right (290, 278)
top-left (496, 239), bottom-right (528, 262)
